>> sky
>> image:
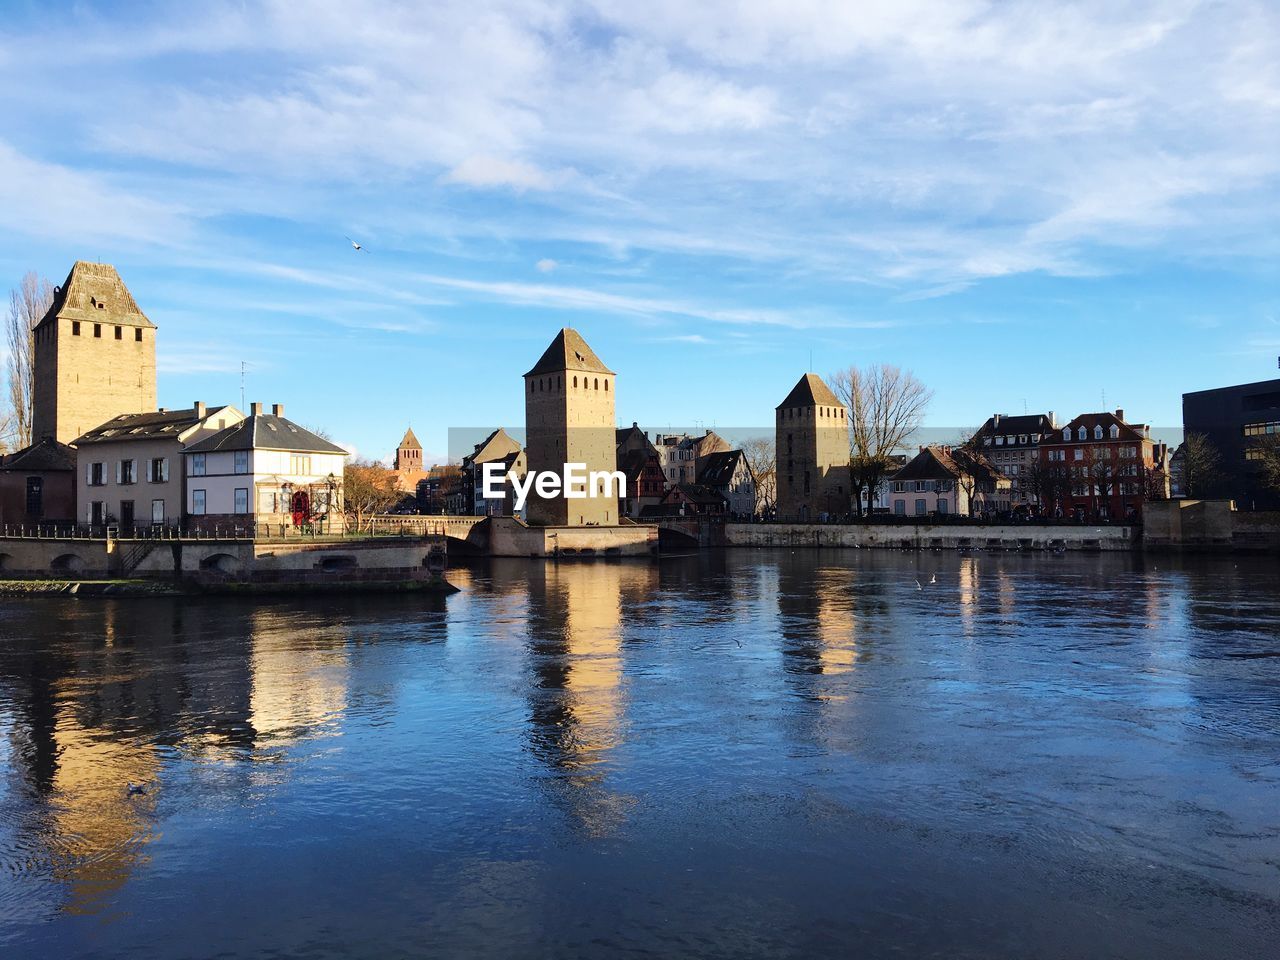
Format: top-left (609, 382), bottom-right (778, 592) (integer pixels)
top-left (1, 0), bottom-right (1277, 462)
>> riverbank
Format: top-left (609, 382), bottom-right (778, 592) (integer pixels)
top-left (0, 575), bottom-right (457, 598)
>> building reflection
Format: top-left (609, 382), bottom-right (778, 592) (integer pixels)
top-left (523, 562), bottom-right (637, 837)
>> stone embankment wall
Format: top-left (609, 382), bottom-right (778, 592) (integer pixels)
top-left (1143, 500), bottom-right (1280, 553)
top-left (488, 517), bottom-right (656, 557)
top-left (724, 522), bottom-right (1136, 551)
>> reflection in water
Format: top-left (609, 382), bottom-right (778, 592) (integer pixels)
top-left (0, 553), bottom-right (1277, 960)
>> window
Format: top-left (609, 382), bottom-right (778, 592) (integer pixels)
top-left (983, 437), bottom-right (991, 446)
top-left (604, 380), bottom-right (609, 392)
top-left (135, 328), bottom-right (143, 342)
top-left (894, 499), bottom-right (906, 515)
top-left (117, 459), bottom-right (136, 484)
top-left (1019, 435), bottom-right (1028, 444)
top-left (234, 488), bottom-right (249, 514)
top-left (995, 436), bottom-right (1004, 445)
top-left (114, 326), bottom-right (122, 340)
top-left (25, 477), bottom-right (42, 518)
top-left (1093, 425), bottom-right (1104, 440)
top-left (915, 498), bottom-right (927, 515)
top-left (893, 481), bottom-right (906, 492)
top-left (1074, 449), bottom-right (1084, 461)
top-left (289, 454), bottom-right (312, 475)
top-left (191, 489), bottom-right (206, 515)
top-left (94, 323), bottom-right (102, 338)
top-left (937, 499), bottom-right (948, 514)
top-left (152, 499), bottom-right (165, 524)
top-left (234, 450), bottom-right (249, 474)
top-left (90, 501), bottom-right (104, 525)
top-left (191, 453), bottom-right (206, 476)
top-left (87, 461), bottom-right (105, 486)
top-left (1063, 428), bottom-right (1071, 441)
top-left (1243, 421), bottom-right (1280, 437)
top-left (1077, 426), bottom-right (1086, 440)
top-left (1109, 424), bottom-right (1120, 439)
top-left (149, 457), bottom-right (169, 482)
top-left (915, 480), bottom-right (927, 492)
top-left (72, 321), bottom-right (81, 336)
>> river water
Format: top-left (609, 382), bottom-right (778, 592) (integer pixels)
top-left (0, 550), bottom-right (1276, 958)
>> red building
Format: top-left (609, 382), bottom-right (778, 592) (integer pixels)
top-left (1036, 410), bottom-right (1168, 520)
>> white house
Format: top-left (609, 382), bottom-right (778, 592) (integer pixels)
top-left (181, 403), bottom-right (348, 532)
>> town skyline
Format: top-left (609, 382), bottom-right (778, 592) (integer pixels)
top-left (2, 1), bottom-right (1276, 462)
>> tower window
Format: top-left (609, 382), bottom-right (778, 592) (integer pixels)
top-left (94, 324), bottom-right (102, 338)
top-left (135, 328), bottom-right (142, 342)
top-left (594, 378), bottom-right (599, 390)
top-left (604, 380), bottom-right (609, 392)
top-left (573, 376), bottom-right (578, 388)
top-left (72, 321), bottom-right (81, 336)
top-left (115, 326), bottom-right (122, 340)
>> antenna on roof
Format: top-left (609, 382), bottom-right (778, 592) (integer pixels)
top-left (240, 361), bottom-right (247, 411)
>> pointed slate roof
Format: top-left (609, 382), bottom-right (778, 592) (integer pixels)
top-left (776, 373), bottom-right (841, 410)
top-left (399, 427), bottom-right (422, 450)
top-left (36, 261), bottom-right (154, 330)
top-left (524, 328), bottom-right (613, 377)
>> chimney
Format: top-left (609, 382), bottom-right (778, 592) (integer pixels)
top-left (194, 401), bottom-right (206, 419)
top-left (1115, 408), bottom-right (1124, 422)
top-left (1048, 411), bottom-right (1056, 428)
top-left (272, 403), bottom-right (284, 417)
top-left (993, 413), bottom-right (1002, 427)
top-left (251, 402), bottom-right (263, 416)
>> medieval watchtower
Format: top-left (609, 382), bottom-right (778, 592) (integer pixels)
top-left (775, 373), bottom-right (849, 519)
top-left (32, 261), bottom-right (157, 445)
top-left (523, 328), bottom-right (617, 526)
top-left (394, 427), bottom-right (424, 493)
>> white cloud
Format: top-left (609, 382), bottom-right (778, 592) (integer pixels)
top-left (535, 258), bottom-right (558, 272)
top-left (443, 156), bottom-right (556, 191)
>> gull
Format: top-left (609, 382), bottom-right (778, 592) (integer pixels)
top-left (914, 578), bottom-right (923, 590)
top-left (345, 236), bottom-right (365, 252)
top-left (930, 574), bottom-right (937, 585)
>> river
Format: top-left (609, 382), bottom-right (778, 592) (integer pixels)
top-left (1, 550), bottom-right (1277, 958)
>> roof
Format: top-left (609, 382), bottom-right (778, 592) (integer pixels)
top-left (525, 328), bottom-right (614, 377)
top-left (37, 261), bottom-right (154, 330)
top-left (666, 483), bottom-right (728, 507)
top-left (0, 437), bottom-right (75, 472)
top-left (398, 427), bottom-right (421, 449)
top-left (463, 428), bottom-right (522, 466)
top-left (970, 413), bottom-right (1055, 444)
top-left (75, 405), bottom-right (228, 446)
top-left (892, 446), bottom-right (1006, 484)
top-left (617, 447), bottom-right (662, 481)
top-left (183, 415), bottom-right (349, 455)
top-left (1044, 411), bottom-right (1150, 444)
top-left (777, 373), bottom-right (842, 410)
top-left (696, 449), bottom-right (745, 487)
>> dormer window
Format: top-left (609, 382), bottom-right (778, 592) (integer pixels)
top-left (1093, 425), bottom-right (1103, 440)
top-left (1077, 426), bottom-right (1087, 441)
top-left (1109, 424), bottom-right (1120, 439)
top-left (995, 436), bottom-right (1003, 445)
top-left (1018, 435), bottom-right (1027, 444)
top-left (1063, 428), bottom-right (1071, 442)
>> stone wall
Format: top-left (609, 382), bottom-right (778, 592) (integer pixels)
top-left (1144, 499), bottom-right (1280, 553)
top-left (488, 516), bottom-right (656, 557)
top-left (724, 521), bottom-right (1136, 551)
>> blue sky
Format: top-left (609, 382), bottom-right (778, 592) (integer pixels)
top-left (1, 0), bottom-right (1276, 462)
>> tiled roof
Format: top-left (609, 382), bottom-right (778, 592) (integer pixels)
top-left (525, 328), bottom-right (613, 377)
top-left (75, 406), bottom-right (227, 445)
top-left (1045, 412), bottom-right (1149, 444)
top-left (463, 428), bottom-right (522, 466)
top-left (970, 414), bottom-right (1055, 443)
top-left (0, 437), bottom-right (75, 472)
top-left (37, 261), bottom-right (154, 330)
top-left (696, 449), bottom-right (744, 486)
top-left (183, 415), bottom-right (349, 454)
top-left (399, 427), bottom-right (421, 449)
top-left (892, 446), bottom-right (1006, 483)
top-left (777, 373), bottom-right (842, 409)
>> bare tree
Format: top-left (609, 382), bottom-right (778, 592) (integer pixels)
top-left (5, 272), bottom-right (54, 450)
top-left (829, 364), bottom-right (933, 516)
top-left (1178, 432), bottom-right (1224, 498)
top-left (1248, 434), bottom-right (1280, 496)
top-left (740, 435), bottom-right (776, 517)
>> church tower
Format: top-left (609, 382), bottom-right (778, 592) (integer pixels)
top-left (394, 427), bottom-right (424, 493)
top-left (32, 262), bottom-right (157, 445)
top-left (775, 373), bottom-right (849, 519)
top-left (523, 328), bottom-right (617, 526)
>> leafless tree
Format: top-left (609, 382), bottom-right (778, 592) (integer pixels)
top-left (740, 435), bottom-right (776, 517)
top-left (828, 364), bottom-right (933, 516)
top-left (1248, 434), bottom-right (1280, 495)
top-left (1178, 432), bottom-right (1224, 498)
top-left (5, 272), bottom-right (54, 450)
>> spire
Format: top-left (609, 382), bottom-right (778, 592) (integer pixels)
top-left (776, 373), bottom-right (841, 410)
top-left (399, 427), bottom-right (422, 449)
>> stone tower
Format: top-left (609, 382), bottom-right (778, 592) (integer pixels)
top-left (32, 262), bottom-right (157, 445)
top-left (394, 426), bottom-right (424, 493)
top-left (523, 328), bottom-right (617, 526)
top-left (775, 373), bottom-right (849, 519)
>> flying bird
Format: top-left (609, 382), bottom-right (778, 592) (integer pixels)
top-left (345, 236), bottom-right (364, 252)
top-left (914, 579), bottom-right (923, 591)
top-left (930, 574), bottom-right (937, 585)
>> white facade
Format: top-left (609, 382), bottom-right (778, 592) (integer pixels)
top-left (186, 448), bottom-right (346, 522)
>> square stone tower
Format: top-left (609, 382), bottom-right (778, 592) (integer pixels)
top-left (775, 373), bottom-right (849, 519)
top-left (32, 262), bottom-right (157, 445)
top-left (394, 426), bottom-right (424, 493)
top-left (523, 328), bottom-right (617, 526)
